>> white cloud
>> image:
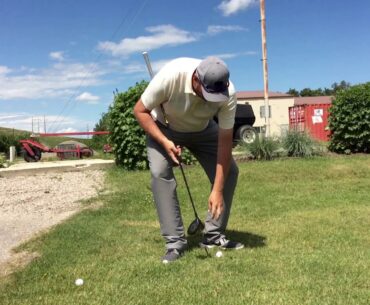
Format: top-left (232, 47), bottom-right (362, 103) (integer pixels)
top-left (207, 25), bottom-right (248, 35)
top-left (114, 59), bottom-right (173, 78)
top-left (55, 127), bottom-right (79, 133)
top-left (98, 24), bottom-right (197, 57)
top-left (0, 113), bottom-right (76, 132)
top-left (213, 51), bottom-right (257, 59)
top-left (218, 0), bottom-right (258, 16)
top-left (0, 65), bottom-right (11, 75)
top-left (0, 62), bottom-right (105, 100)
top-left (76, 92), bottom-right (100, 104)
top-left (122, 63), bottom-right (146, 74)
top-left (49, 51), bottom-right (65, 61)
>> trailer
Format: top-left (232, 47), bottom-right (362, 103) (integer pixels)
top-left (19, 139), bottom-right (94, 162)
top-left (19, 131), bottom-right (109, 162)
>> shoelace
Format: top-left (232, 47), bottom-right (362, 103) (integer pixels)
top-left (218, 237), bottom-right (229, 246)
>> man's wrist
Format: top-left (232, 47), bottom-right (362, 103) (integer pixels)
top-left (212, 187), bottom-right (223, 194)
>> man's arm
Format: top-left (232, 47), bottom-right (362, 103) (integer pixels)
top-left (208, 127), bottom-right (233, 219)
top-left (133, 99), bottom-right (181, 164)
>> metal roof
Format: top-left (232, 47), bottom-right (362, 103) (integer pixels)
top-left (236, 91), bottom-right (293, 99)
top-left (294, 96), bottom-right (333, 105)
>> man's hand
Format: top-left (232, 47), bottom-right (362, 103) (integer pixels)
top-left (134, 99), bottom-right (181, 164)
top-left (208, 190), bottom-right (224, 220)
top-left (163, 140), bottom-right (181, 164)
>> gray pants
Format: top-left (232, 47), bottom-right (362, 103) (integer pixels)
top-left (147, 120), bottom-right (239, 251)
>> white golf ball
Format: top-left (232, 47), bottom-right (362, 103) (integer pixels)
top-left (215, 251), bottom-right (223, 258)
top-left (75, 278), bottom-right (84, 286)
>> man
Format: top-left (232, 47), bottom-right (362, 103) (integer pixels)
top-left (134, 56), bottom-right (243, 263)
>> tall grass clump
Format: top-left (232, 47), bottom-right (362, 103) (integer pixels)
top-left (283, 129), bottom-right (320, 157)
top-left (244, 135), bottom-right (280, 160)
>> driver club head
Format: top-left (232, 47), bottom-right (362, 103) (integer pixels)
top-left (187, 217), bottom-right (204, 235)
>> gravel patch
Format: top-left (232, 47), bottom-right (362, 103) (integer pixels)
top-left (0, 170), bottom-right (105, 271)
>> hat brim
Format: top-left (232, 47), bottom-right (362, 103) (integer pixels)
top-left (201, 86), bottom-right (229, 103)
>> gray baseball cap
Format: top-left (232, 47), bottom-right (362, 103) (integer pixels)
top-left (196, 56), bottom-right (230, 102)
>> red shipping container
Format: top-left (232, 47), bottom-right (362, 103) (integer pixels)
top-left (289, 104), bottom-right (331, 142)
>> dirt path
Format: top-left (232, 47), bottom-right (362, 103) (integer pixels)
top-left (0, 170), bottom-right (105, 276)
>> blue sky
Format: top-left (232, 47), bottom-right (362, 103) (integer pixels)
top-left (1, 0), bottom-right (369, 133)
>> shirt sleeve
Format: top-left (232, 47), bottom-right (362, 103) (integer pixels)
top-left (217, 83), bottom-right (237, 130)
top-left (141, 66), bottom-right (173, 111)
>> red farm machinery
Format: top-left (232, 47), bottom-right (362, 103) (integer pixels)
top-left (19, 131), bottom-right (110, 162)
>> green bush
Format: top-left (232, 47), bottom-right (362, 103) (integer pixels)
top-left (244, 135), bottom-right (280, 160)
top-left (180, 147), bottom-right (197, 165)
top-left (283, 129), bottom-right (318, 157)
top-left (329, 82), bottom-right (370, 153)
top-left (109, 81), bottom-right (149, 170)
top-left (0, 153), bottom-right (6, 168)
top-left (0, 131), bottom-right (30, 156)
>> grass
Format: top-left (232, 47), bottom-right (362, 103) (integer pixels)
top-left (0, 127), bottom-right (30, 136)
top-left (1, 155), bottom-right (370, 305)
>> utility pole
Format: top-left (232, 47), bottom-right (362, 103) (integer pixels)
top-left (260, 0), bottom-right (270, 137)
top-left (44, 115), bottom-right (47, 133)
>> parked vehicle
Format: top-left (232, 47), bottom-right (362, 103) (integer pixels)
top-left (233, 103), bottom-right (256, 144)
top-left (214, 103), bottom-right (256, 144)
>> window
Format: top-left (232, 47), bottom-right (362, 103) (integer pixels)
top-left (260, 105), bottom-right (271, 118)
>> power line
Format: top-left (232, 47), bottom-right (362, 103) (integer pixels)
top-left (48, 0), bottom-right (149, 132)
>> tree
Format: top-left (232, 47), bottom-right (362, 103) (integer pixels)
top-left (300, 88), bottom-right (324, 97)
top-left (331, 80), bottom-right (351, 94)
top-left (91, 112), bottom-right (110, 150)
top-left (328, 82), bottom-right (370, 153)
top-left (286, 81), bottom-right (351, 97)
top-left (287, 88), bottom-right (299, 96)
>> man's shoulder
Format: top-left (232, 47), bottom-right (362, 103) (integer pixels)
top-left (228, 81), bottom-right (236, 96)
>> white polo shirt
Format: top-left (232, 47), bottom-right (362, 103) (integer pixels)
top-left (141, 57), bottom-right (236, 132)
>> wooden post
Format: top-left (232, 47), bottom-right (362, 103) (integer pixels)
top-left (260, 0), bottom-right (270, 137)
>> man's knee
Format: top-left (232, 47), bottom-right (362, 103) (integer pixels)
top-left (150, 162), bottom-right (173, 180)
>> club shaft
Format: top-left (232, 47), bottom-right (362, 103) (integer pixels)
top-left (178, 162), bottom-right (199, 219)
top-left (142, 52), bottom-right (154, 79)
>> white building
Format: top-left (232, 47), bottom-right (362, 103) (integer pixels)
top-left (236, 91), bottom-right (294, 137)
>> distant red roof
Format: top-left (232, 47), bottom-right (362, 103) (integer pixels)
top-left (294, 96), bottom-right (333, 105)
top-left (236, 91), bottom-right (292, 99)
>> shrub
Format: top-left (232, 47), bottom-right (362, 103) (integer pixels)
top-left (0, 131), bottom-right (30, 156)
top-left (329, 82), bottom-right (370, 153)
top-left (244, 135), bottom-right (280, 160)
top-left (180, 147), bottom-right (197, 165)
top-left (109, 81), bottom-right (149, 170)
top-left (0, 154), bottom-right (6, 168)
top-left (283, 129), bottom-right (318, 157)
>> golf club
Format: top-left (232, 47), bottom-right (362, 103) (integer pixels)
top-left (177, 156), bottom-right (205, 235)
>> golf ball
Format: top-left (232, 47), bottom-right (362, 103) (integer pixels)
top-left (215, 251), bottom-right (223, 258)
top-left (75, 278), bottom-right (84, 286)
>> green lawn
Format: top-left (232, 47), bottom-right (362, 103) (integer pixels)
top-left (1, 156), bottom-right (370, 305)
